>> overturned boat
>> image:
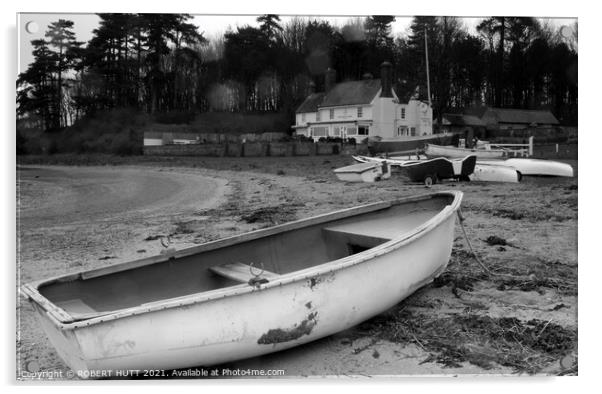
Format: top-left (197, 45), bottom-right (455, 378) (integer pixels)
top-left (470, 163), bottom-right (522, 183)
top-left (21, 192), bottom-right (463, 375)
top-left (481, 158), bottom-right (574, 177)
top-left (401, 156), bottom-right (476, 186)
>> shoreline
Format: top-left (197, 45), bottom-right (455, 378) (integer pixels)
top-left (16, 158), bottom-right (578, 379)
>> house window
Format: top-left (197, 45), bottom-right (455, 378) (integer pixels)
top-left (358, 126), bottom-right (369, 135)
top-left (397, 126), bottom-right (408, 137)
top-left (346, 127), bottom-right (358, 136)
top-left (312, 127), bottom-right (328, 137)
top-left (401, 107), bottom-right (406, 119)
top-left (410, 127), bottom-right (416, 136)
top-left (329, 109), bottom-right (334, 119)
top-left (316, 111), bottom-right (321, 122)
top-left (333, 127), bottom-right (341, 137)
top-left (357, 107), bottom-right (363, 118)
top-left (301, 113), bottom-right (306, 123)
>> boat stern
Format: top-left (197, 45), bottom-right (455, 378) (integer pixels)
top-left (20, 283), bottom-right (91, 375)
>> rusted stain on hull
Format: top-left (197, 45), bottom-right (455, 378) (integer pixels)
top-left (307, 277), bottom-right (321, 290)
top-left (257, 312), bottom-right (318, 345)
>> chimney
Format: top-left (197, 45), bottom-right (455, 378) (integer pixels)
top-left (325, 68), bottom-right (336, 92)
top-left (308, 80), bottom-right (316, 94)
top-left (380, 61), bottom-right (393, 98)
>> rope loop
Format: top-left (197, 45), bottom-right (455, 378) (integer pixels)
top-left (249, 262), bottom-right (265, 278)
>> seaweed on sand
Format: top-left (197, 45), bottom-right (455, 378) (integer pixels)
top-left (241, 205), bottom-right (298, 225)
top-left (359, 310), bottom-right (577, 374)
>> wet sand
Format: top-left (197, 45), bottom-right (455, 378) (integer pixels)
top-left (16, 156), bottom-right (578, 378)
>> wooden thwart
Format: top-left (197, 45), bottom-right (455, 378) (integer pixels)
top-left (209, 262), bottom-right (279, 283)
top-left (322, 227), bottom-right (390, 249)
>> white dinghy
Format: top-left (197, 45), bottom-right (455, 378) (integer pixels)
top-left (425, 143), bottom-right (507, 159)
top-left (470, 163), bottom-right (522, 183)
top-left (334, 161), bottom-right (391, 182)
top-left (482, 158), bottom-right (574, 177)
top-left (21, 192), bottom-right (463, 375)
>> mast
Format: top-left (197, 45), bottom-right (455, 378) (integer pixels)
top-left (424, 26), bottom-right (432, 107)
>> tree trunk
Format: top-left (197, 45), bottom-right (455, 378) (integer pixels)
top-left (495, 17), bottom-right (505, 107)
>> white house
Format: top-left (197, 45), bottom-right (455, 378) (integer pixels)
top-left (292, 62), bottom-right (433, 142)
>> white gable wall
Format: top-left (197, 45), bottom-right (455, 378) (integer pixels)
top-left (393, 100), bottom-right (433, 137)
top-left (371, 97), bottom-right (397, 138)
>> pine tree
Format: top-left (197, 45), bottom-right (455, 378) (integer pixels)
top-left (45, 19), bottom-right (82, 129)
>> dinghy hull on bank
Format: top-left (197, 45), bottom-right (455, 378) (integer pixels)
top-left (21, 192), bottom-right (462, 375)
top-left (470, 164), bottom-right (521, 183)
top-left (426, 143), bottom-right (506, 159)
top-left (483, 158), bottom-right (573, 177)
top-left (334, 162), bottom-right (391, 182)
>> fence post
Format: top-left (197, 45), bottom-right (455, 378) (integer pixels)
top-left (528, 136), bottom-right (534, 157)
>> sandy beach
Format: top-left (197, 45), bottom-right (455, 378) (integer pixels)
top-left (16, 155), bottom-right (578, 378)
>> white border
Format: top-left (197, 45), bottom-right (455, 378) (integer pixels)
top-left (4, 1), bottom-right (596, 393)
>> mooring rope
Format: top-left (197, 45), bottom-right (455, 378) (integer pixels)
top-left (456, 209), bottom-right (494, 277)
top-left (456, 209), bottom-right (577, 287)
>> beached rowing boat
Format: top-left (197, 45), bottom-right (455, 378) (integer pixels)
top-left (425, 143), bottom-right (507, 159)
top-left (20, 191), bottom-right (463, 375)
top-left (352, 155), bottom-right (399, 166)
top-left (333, 161), bottom-right (391, 182)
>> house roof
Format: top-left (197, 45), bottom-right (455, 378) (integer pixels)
top-left (296, 93), bottom-right (326, 113)
top-left (295, 79), bottom-right (383, 113)
top-left (441, 114), bottom-right (485, 127)
top-left (320, 79), bottom-right (382, 108)
top-left (487, 108), bottom-right (559, 125)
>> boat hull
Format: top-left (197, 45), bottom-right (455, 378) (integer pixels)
top-left (23, 192), bottom-right (462, 375)
top-left (482, 158), bottom-right (573, 177)
top-left (426, 143), bottom-right (506, 159)
top-left (334, 162), bottom-right (391, 182)
top-left (354, 155), bottom-right (476, 183)
top-left (470, 164), bottom-right (521, 183)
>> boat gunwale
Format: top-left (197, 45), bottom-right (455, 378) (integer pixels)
top-left (20, 191), bottom-right (462, 329)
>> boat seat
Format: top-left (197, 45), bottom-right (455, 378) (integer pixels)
top-left (322, 227), bottom-right (390, 249)
top-left (209, 262), bottom-right (280, 283)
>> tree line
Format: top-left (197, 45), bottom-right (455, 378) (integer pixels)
top-left (17, 14), bottom-right (578, 132)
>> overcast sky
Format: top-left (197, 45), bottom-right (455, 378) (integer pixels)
top-left (18, 13), bottom-right (577, 73)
